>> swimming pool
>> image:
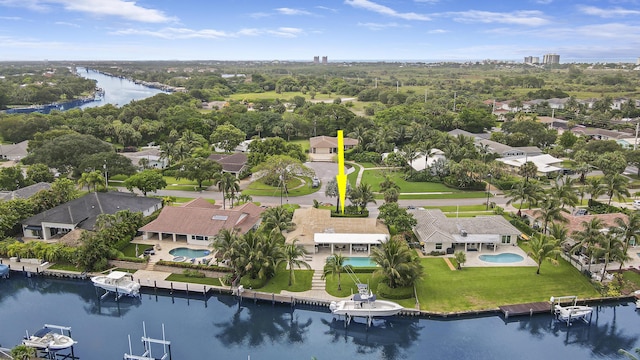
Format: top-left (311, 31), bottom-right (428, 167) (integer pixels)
top-left (343, 257), bottom-right (378, 267)
top-left (169, 247), bottom-right (210, 258)
top-left (479, 253), bottom-right (524, 263)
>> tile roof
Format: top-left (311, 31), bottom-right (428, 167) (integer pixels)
top-left (521, 210), bottom-right (628, 236)
top-left (207, 153), bottom-right (248, 173)
top-left (140, 201), bottom-right (264, 236)
top-left (182, 197), bottom-right (219, 209)
top-left (410, 209), bottom-right (520, 243)
top-left (22, 191), bottom-right (162, 231)
top-left (309, 136), bottom-right (358, 148)
top-left (0, 182), bottom-right (51, 201)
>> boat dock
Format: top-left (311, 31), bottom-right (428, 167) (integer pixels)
top-left (499, 302), bottom-right (551, 318)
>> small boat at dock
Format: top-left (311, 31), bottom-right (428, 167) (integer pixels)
top-left (22, 324), bottom-right (76, 351)
top-left (550, 296), bottom-right (593, 325)
top-left (329, 284), bottom-right (403, 326)
top-left (0, 264), bottom-right (8, 278)
top-left (92, 271), bottom-right (141, 298)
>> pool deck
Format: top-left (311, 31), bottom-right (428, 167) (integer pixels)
top-left (462, 245), bottom-right (538, 268)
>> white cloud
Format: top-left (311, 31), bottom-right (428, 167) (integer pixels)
top-left (112, 27), bottom-right (232, 39)
top-left (0, 15), bottom-right (22, 20)
top-left (578, 5), bottom-right (640, 17)
top-left (249, 12), bottom-right (270, 19)
top-left (427, 29), bottom-right (448, 34)
top-left (0, 0), bottom-right (175, 23)
top-left (315, 6), bottom-right (337, 12)
top-left (267, 27), bottom-right (304, 38)
top-left (276, 7), bottom-right (311, 16)
top-left (449, 10), bottom-right (549, 26)
top-left (414, 0), bottom-right (439, 3)
top-left (54, 21), bottom-right (80, 27)
top-left (345, 0), bottom-right (430, 21)
top-left (535, 0), bottom-right (553, 4)
top-left (357, 22), bottom-right (409, 30)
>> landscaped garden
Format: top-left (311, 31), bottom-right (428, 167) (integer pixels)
top-left (242, 176), bottom-right (320, 197)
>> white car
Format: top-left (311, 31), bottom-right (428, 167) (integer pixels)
top-left (633, 200), bottom-right (640, 209)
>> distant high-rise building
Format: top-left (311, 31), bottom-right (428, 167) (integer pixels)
top-left (321, 56), bottom-right (328, 64)
top-left (524, 56), bottom-right (540, 64)
top-left (637, 57), bottom-right (640, 66)
top-left (313, 56), bottom-right (319, 64)
top-left (543, 53), bottom-right (560, 64)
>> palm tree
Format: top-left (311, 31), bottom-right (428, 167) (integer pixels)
top-left (611, 212), bottom-right (640, 270)
top-left (598, 232), bottom-right (625, 283)
top-left (260, 206), bottom-right (294, 240)
top-left (548, 222), bottom-right (569, 246)
top-left (527, 234), bottom-right (561, 275)
top-left (215, 172), bottom-right (237, 210)
top-left (518, 161), bottom-right (538, 183)
top-left (585, 177), bottom-right (605, 202)
top-left (402, 144), bottom-right (420, 174)
top-left (212, 228), bottom-right (239, 270)
top-left (571, 218), bottom-right (606, 273)
top-left (533, 197), bottom-right (569, 235)
top-left (371, 235), bottom-right (424, 288)
top-left (10, 344), bottom-right (36, 360)
top-left (547, 176), bottom-right (578, 209)
top-left (322, 252), bottom-right (349, 291)
top-left (349, 183), bottom-right (376, 213)
top-left (280, 239), bottom-right (311, 286)
top-left (603, 174), bottom-right (630, 205)
top-left (505, 181), bottom-right (543, 215)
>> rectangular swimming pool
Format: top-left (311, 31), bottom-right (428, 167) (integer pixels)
top-left (344, 257), bottom-right (378, 267)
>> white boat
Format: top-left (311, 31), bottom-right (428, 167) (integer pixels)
top-left (553, 304), bottom-right (593, 323)
top-left (92, 271), bottom-right (141, 297)
top-left (23, 325), bottom-right (76, 351)
top-left (0, 264), bottom-right (8, 278)
top-left (329, 284), bottom-right (403, 320)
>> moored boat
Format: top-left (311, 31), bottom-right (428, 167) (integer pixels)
top-left (0, 264), bottom-right (8, 278)
top-left (329, 284), bottom-right (403, 324)
top-left (92, 271), bottom-right (141, 297)
top-left (22, 324), bottom-right (76, 351)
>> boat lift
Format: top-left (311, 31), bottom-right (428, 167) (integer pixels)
top-left (26, 324), bottom-right (79, 360)
top-left (124, 322), bottom-right (172, 360)
top-left (341, 266), bottom-right (375, 328)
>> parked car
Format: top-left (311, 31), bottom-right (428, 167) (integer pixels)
top-left (575, 209), bottom-right (588, 216)
top-left (143, 247), bottom-right (155, 256)
top-left (311, 177), bottom-right (320, 188)
top-left (634, 200), bottom-right (640, 209)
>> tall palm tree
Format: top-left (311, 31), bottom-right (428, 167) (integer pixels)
top-left (571, 217), bottom-right (606, 273)
top-left (518, 161), bottom-right (538, 183)
top-left (585, 177), bottom-right (605, 202)
top-left (533, 197), bottom-right (569, 234)
top-left (505, 181), bottom-right (543, 215)
top-left (547, 176), bottom-right (578, 209)
top-left (527, 234), bottom-right (561, 275)
top-left (548, 222), bottom-right (569, 246)
top-left (322, 252), bottom-right (349, 291)
top-left (603, 174), bottom-right (630, 205)
top-left (280, 239), bottom-right (311, 286)
top-left (215, 172), bottom-right (238, 210)
top-left (349, 183), bottom-right (376, 213)
top-left (212, 228), bottom-right (239, 269)
top-left (260, 206), bottom-right (294, 238)
top-left (371, 235), bottom-right (424, 288)
top-left (598, 232), bottom-right (625, 283)
top-left (611, 212), bottom-right (640, 270)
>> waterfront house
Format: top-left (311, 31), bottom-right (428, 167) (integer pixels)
top-left (139, 199), bottom-right (264, 246)
top-left (285, 207), bottom-right (389, 255)
top-left (410, 209), bottom-right (520, 253)
top-left (22, 191), bottom-right (162, 241)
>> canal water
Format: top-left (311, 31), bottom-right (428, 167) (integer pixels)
top-left (76, 67), bottom-right (167, 110)
top-left (0, 275), bottom-right (638, 360)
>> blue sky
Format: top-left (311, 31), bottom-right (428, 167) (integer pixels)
top-left (0, 0), bottom-right (639, 62)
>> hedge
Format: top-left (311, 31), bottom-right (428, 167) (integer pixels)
top-left (156, 260), bottom-right (233, 272)
top-left (115, 256), bottom-right (147, 263)
top-left (376, 283), bottom-right (414, 300)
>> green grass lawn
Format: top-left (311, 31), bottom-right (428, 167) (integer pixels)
top-left (166, 273), bottom-right (222, 286)
top-left (48, 263), bottom-right (82, 272)
top-left (288, 139), bottom-right (310, 152)
top-left (346, 163), bottom-right (360, 186)
top-left (120, 243), bottom-right (154, 257)
top-left (243, 177), bottom-right (320, 197)
top-left (358, 162), bottom-right (380, 169)
top-left (394, 192), bottom-right (489, 200)
top-left (257, 269), bottom-right (314, 293)
top-left (622, 271), bottom-right (640, 289)
top-left (163, 176), bottom-right (213, 191)
top-left (360, 169), bottom-right (464, 193)
top-left (417, 257), bottom-right (599, 312)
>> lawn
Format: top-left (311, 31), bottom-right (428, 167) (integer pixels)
top-left (243, 176), bottom-right (320, 197)
top-left (257, 269), bottom-right (314, 293)
top-left (121, 243), bottom-right (154, 257)
top-left (163, 176), bottom-right (213, 191)
top-left (346, 163), bottom-right (360, 186)
top-left (417, 257), bottom-right (599, 312)
top-left (166, 273), bottom-right (222, 286)
top-left (288, 139), bottom-right (310, 152)
top-left (394, 192), bottom-right (489, 200)
top-left (324, 271), bottom-right (417, 309)
top-left (360, 169), bottom-right (464, 193)
top-left (622, 270), bottom-right (640, 289)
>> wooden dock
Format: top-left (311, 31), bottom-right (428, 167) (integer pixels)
top-left (499, 302), bottom-right (551, 318)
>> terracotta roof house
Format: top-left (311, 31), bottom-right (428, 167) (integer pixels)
top-left (309, 136), bottom-right (358, 161)
top-left (285, 207), bottom-right (389, 255)
top-left (22, 192), bottom-right (163, 241)
top-left (0, 182), bottom-right (51, 201)
top-left (410, 209), bottom-right (520, 253)
top-left (139, 199), bottom-right (264, 246)
top-left (207, 153), bottom-right (249, 177)
top-left (521, 210), bottom-right (627, 240)
top-left (0, 140), bottom-right (28, 161)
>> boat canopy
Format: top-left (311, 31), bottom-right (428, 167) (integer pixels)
top-left (106, 271), bottom-right (130, 280)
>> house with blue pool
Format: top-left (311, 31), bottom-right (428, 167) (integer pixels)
top-left (285, 207), bottom-right (389, 255)
top-left (409, 209), bottom-right (520, 254)
top-left (139, 198), bottom-right (265, 245)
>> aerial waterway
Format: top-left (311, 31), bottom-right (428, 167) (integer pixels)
top-left (3, 67), bottom-right (167, 114)
top-left (0, 275), bottom-right (638, 360)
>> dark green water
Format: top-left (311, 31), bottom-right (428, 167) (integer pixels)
top-left (1, 275), bottom-right (638, 359)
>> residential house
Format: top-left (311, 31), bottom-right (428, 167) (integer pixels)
top-left (0, 140), bottom-right (28, 161)
top-left (410, 209), bottom-right (520, 253)
top-left (476, 139), bottom-right (542, 158)
top-left (0, 182), bottom-right (51, 201)
top-left (121, 147), bottom-right (168, 169)
top-left (207, 153), bottom-right (249, 177)
top-left (570, 126), bottom-right (630, 140)
top-left (309, 136), bottom-right (358, 161)
top-left (496, 154), bottom-right (563, 176)
top-left (285, 207), bottom-right (389, 255)
top-left (139, 199), bottom-right (264, 246)
top-left (22, 191), bottom-right (163, 241)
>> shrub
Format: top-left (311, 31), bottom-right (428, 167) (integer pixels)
top-left (183, 269), bottom-right (206, 278)
top-left (331, 207), bottom-right (369, 218)
top-left (377, 283), bottom-right (414, 300)
top-left (240, 276), bottom-right (268, 289)
top-left (115, 256), bottom-right (147, 263)
top-left (428, 251), bottom-right (446, 256)
top-left (156, 260), bottom-right (233, 272)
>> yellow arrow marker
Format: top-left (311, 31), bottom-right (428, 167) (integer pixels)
top-left (336, 130), bottom-right (347, 214)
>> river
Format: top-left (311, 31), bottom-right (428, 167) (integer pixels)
top-left (76, 67), bottom-right (167, 110)
top-left (0, 275), bottom-right (638, 359)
